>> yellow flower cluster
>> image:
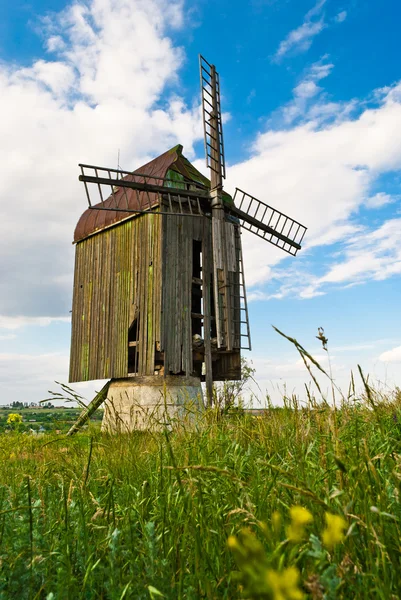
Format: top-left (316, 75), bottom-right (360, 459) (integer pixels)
top-left (322, 513), bottom-right (348, 549)
top-left (286, 506), bottom-right (313, 543)
top-left (7, 413), bottom-right (23, 424)
top-left (266, 566), bottom-right (304, 600)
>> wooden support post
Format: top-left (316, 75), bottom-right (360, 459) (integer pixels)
top-left (202, 221), bottom-right (214, 406)
top-left (66, 380), bottom-right (111, 436)
top-left (209, 64), bottom-right (233, 352)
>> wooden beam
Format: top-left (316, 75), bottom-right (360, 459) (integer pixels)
top-left (226, 204), bottom-right (302, 250)
top-left (79, 174), bottom-right (209, 201)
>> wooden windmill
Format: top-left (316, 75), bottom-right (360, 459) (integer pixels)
top-left (68, 56), bottom-right (306, 433)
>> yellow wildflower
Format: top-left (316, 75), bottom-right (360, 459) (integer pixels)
top-left (322, 512), bottom-right (347, 549)
top-left (272, 511), bottom-right (282, 534)
top-left (7, 413), bottom-right (22, 425)
top-left (266, 566), bottom-right (305, 600)
top-left (227, 535), bottom-right (239, 551)
top-left (286, 506), bottom-right (313, 542)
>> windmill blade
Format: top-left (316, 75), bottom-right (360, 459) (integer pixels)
top-left (78, 164), bottom-right (208, 217)
top-left (230, 189), bottom-right (307, 256)
top-left (199, 56), bottom-right (226, 186)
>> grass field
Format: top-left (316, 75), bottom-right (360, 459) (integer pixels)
top-left (1, 376), bottom-right (401, 599)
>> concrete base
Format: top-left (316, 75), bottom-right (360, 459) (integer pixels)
top-left (101, 375), bottom-right (204, 433)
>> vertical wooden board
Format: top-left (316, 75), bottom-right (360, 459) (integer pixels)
top-left (69, 243), bottom-right (83, 382)
top-left (202, 218), bottom-right (214, 401)
top-left (146, 214), bottom-right (155, 373)
top-left (139, 216), bottom-right (149, 375)
top-left (180, 219), bottom-right (187, 374)
top-left (116, 224), bottom-right (124, 377)
top-left (160, 213), bottom-right (167, 353)
top-left (183, 217), bottom-right (194, 376)
top-left (120, 222), bottom-right (131, 377)
top-left (81, 239), bottom-right (94, 381)
top-left (165, 213), bottom-right (177, 374)
top-left (162, 213), bottom-right (169, 369)
top-left (114, 225), bottom-right (123, 377)
top-left (103, 229), bottom-right (112, 379)
top-left (112, 221), bottom-right (130, 378)
top-left (70, 244), bottom-right (81, 382)
top-left (154, 212), bottom-right (162, 345)
top-left (98, 231), bottom-right (108, 377)
top-left (137, 218), bottom-right (144, 375)
top-left (225, 221), bottom-right (236, 272)
top-left (161, 212), bottom-right (171, 369)
top-left (175, 216), bottom-right (182, 373)
top-left (212, 219), bottom-right (223, 269)
top-left (88, 235), bottom-right (98, 380)
top-left (108, 228), bottom-right (117, 377)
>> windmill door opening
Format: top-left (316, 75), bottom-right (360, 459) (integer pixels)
top-left (128, 317), bottom-right (139, 374)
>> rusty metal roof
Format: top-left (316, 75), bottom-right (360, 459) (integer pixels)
top-left (74, 145), bottom-right (196, 243)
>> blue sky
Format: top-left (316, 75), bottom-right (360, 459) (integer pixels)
top-left (1, 0), bottom-right (401, 406)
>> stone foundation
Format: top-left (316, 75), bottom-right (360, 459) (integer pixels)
top-left (101, 375), bottom-right (204, 433)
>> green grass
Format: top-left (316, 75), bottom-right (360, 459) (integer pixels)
top-left (1, 388), bottom-right (401, 599)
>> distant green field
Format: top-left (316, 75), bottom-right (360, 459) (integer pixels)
top-left (0, 407), bottom-right (103, 434)
top-left (0, 391), bottom-right (400, 599)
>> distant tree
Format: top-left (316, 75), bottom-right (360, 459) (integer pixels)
top-left (11, 401), bottom-right (24, 409)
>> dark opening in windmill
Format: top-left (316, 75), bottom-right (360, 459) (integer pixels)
top-left (68, 56), bottom-right (307, 433)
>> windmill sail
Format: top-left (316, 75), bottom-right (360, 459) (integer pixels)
top-left (232, 189), bottom-right (307, 256)
top-left (200, 55), bottom-right (234, 355)
top-left (78, 163), bottom-right (208, 217)
top-left (199, 55), bottom-right (226, 180)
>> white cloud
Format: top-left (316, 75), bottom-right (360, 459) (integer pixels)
top-left (365, 192), bottom-right (395, 209)
top-left (0, 352), bottom-right (69, 404)
top-left (224, 77), bottom-right (401, 299)
top-left (0, 0), bottom-right (201, 322)
top-left (0, 316), bottom-right (71, 331)
top-left (275, 56), bottom-right (335, 125)
top-left (335, 11), bottom-right (347, 24)
top-left (379, 346), bottom-right (401, 363)
top-left (273, 0), bottom-right (327, 61)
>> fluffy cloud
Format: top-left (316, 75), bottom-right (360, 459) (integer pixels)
top-left (0, 0), bottom-right (200, 321)
top-left (365, 192), bottom-right (395, 209)
top-left (225, 74), bottom-right (401, 298)
top-left (379, 346), bottom-right (401, 363)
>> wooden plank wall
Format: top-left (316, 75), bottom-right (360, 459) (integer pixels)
top-left (161, 213), bottom-right (242, 380)
top-left (161, 215), bottom-right (205, 376)
top-left (69, 214), bottom-right (162, 382)
top-left (69, 209), bottom-right (242, 384)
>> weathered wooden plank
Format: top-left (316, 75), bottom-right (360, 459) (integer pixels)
top-left (109, 227), bottom-right (117, 377)
top-left (88, 235), bottom-right (99, 380)
top-left (225, 221), bottom-right (236, 272)
top-left (202, 218), bottom-right (213, 404)
top-left (103, 230), bottom-right (112, 378)
top-left (146, 214), bottom-right (154, 373)
top-left (69, 242), bottom-right (82, 382)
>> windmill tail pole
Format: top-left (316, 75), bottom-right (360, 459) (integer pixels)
top-left (66, 380), bottom-right (111, 436)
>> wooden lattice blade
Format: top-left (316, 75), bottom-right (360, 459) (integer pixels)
top-left (230, 188), bottom-right (307, 256)
top-left (199, 55), bottom-right (226, 184)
